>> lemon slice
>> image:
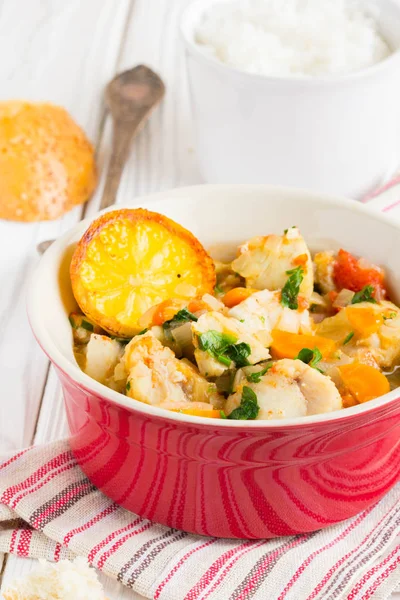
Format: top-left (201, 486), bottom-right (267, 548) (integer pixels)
top-left (70, 209), bottom-right (216, 337)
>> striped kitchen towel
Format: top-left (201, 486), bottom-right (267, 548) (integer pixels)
top-left (0, 442), bottom-right (399, 599)
top-left (1, 179), bottom-right (400, 599)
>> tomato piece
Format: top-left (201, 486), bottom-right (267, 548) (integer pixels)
top-left (333, 249), bottom-right (386, 298)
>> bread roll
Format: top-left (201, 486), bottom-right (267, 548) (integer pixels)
top-left (0, 101), bottom-right (97, 221)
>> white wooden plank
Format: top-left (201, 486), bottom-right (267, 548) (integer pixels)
top-left (2, 1), bottom-right (399, 598)
top-left (0, 0), bottom-right (132, 453)
top-left (0, 0), bottom-right (134, 594)
top-left (111, 0), bottom-right (202, 205)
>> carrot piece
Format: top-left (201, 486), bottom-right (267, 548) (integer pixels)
top-left (293, 253), bottom-right (308, 266)
top-left (341, 393), bottom-right (358, 408)
top-left (171, 408), bottom-right (222, 418)
top-left (223, 287), bottom-right (256, 308)
top-left (270, 330), bottom-right (337, 360)
top-left (338, 363), bottom-right (390, 404)
top-left (345, 306), bottom-right (382, 337)
top-left (328, 291), bottom-right (338, 304)
top-left (188, 298), bottom-right (208, 313)
top-left (152, 299), bottom-right (186, 326)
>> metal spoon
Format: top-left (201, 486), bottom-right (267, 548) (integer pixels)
top-left (37, 65), bottom-right (165, 255)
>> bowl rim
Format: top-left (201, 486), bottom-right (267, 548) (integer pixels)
top-left (27, 183), bottom-right (400, 429)
top-left (180, 0), bottom-right (400, 87)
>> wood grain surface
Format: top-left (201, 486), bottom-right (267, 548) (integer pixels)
top-left (0, 1), bottom-right (398, 599)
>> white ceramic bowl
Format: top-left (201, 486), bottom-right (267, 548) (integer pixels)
top-left (181, 0), bottom-right (400, 198)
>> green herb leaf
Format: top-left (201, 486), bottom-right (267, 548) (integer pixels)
top-left (343, 331), bottom-right (354, 345)
top-left (246, 362), bottom-right (273, 383)
top-left (281, 266), bottom-right (304, 310)
top-left (198, 331), bottom-right (251, 368)
top-left (138, 328), bottom-right (148, 335)
top-left (224, 342), bottom-right (251, 368)
top-left (198, 330), bottom-right (237, 354)
top-left (110, 336), bottom-right (130, 345)
top-left (295, 347), bottom-right (323, 369)
top-left (228, 386), bottom-right (259, 420)
top-left (383, 312), bottom-right (397, 321)
top-left (351, 285), bottom-right (377, 305)
top-left (220, 410), bottom-right (227, 419)
top-left (126, 381), bottom-right (131, 391)
top-left (81, 319), bottom-right (94, 332)
top-left (217, 354), bottom-right (232, 367)
top-left (68, 315), bottom-right (76, 328)
top-left (163, 308), bottom-right (198, 331)
top-left (214, 284), bottom-right (224, 295)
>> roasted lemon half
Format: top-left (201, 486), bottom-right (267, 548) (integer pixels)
top-left (70, 209), bottom-right (216, 337)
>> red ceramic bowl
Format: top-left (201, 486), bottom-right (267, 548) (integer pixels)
top-left (28, 185), bottom-right (400, 539)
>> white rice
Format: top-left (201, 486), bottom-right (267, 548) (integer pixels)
top-left (195, 0), bottom-right (391, 77)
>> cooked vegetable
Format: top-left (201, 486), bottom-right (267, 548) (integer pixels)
top-left (246, 363), bottom-right (272, 383)
top-left (338, 363), bottom-right (390, 403)
top-left (295, 347), bottom-right (323, 370)
top-left (223, 287), bottom-right (256, 308)
top-left (345, 305), bottom-right (381, 336)
top-left (270, 330), bottom-right (336, 360)
top-left (334, 249), bottom-right (386, 299)
top-left (281, 266), bottom-right (304, 310)
top-left (343, 331), bottom-right (354, 345)
top-left (163, 308), bottom-right (198, 330)
top-left (171, 408), bottom-right (222, 418)
top-left (351, 285), bottom-right (378, 305)
top-left (69, 312), bottom-right (101, 344)
top-left (228, 386), bottom-right (259, 420)
top-left (198, 330), bottom-right (251, 367)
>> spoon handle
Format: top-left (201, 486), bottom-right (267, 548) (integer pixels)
top-left (100, 114), bottom-right (146, 210)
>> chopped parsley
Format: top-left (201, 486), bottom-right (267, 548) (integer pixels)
top-left (81, 319), bottom-right (94, 332)
top-left (214, 284), bottom-right (224, 295)
top-left (281, 266), bottom-right (304, 310)
top-left (246, 362), bottom-right (273, 383)
top-left (343, 331), bottom-right (354, 345)
top-left (228, 386), bottom-right (259, 420)
top-left (126, 381), bottom-right (131, 391)
top-left (351, 285), bottom-right (377, 305)
top-left (220, 410), bottom-right (227, 419)
top-left (163, 308), bottom-right (198, 331)
top-left (383, 312), bottom-right (397, 321)
top-left (224, 342), bottom-right (251, 368)
top-left (295, 347), bottom-right (323, 370)
top-left (198, 331), bottom-right (251, 367)
top-left (111, 336), bottom-right (130, 344)
top-left (138, 328), bottom-right (148, 335)
top-left (69, 315), bottom-right (94, 332)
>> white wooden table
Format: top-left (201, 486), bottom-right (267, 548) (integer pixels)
top-left (0, 1), bottom-right (398, 598)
